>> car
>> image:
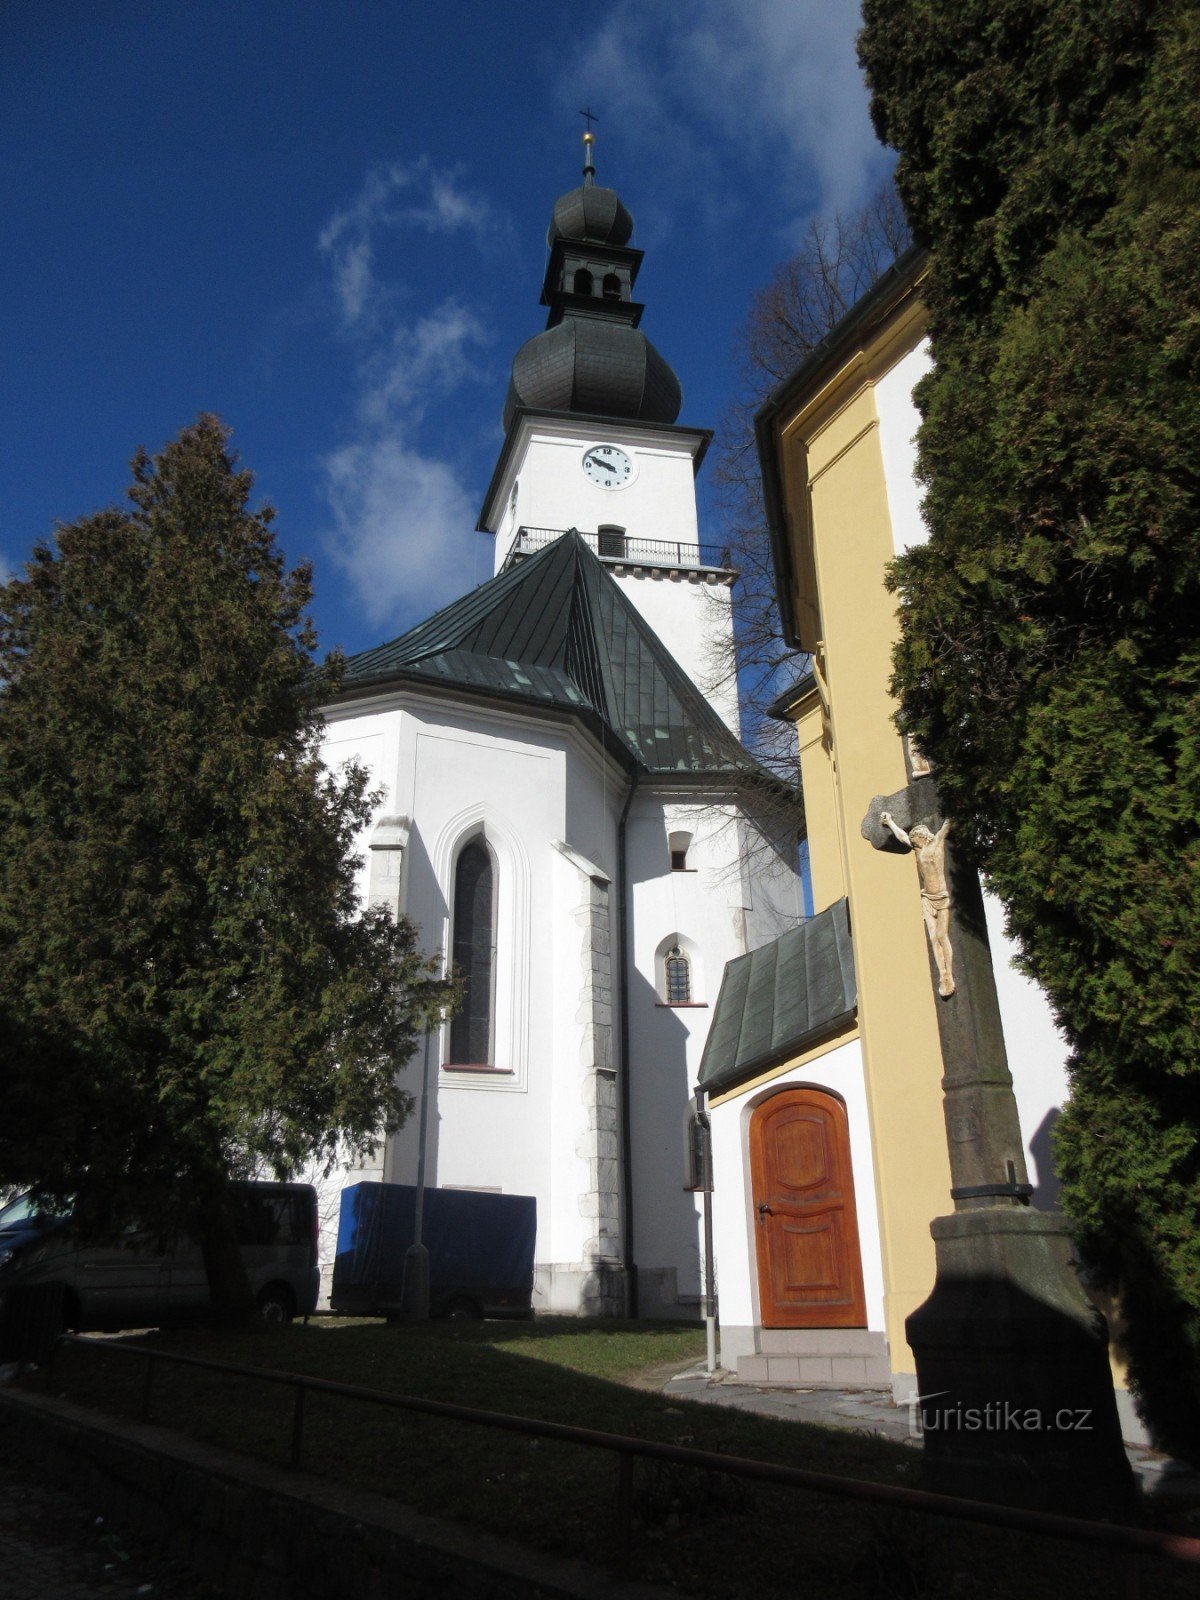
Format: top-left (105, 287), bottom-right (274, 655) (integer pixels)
top-left (0, 1190), bottom-right (72, 1256)
top-left (0, 1181), bottom-right (320, 1334)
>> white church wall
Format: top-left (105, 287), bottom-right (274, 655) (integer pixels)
top-left (543, 833), bottom-right (628, 1315)
top-left (708, 1036), bottom-right (885, 1367)
top-left (876, 337), bottom-right (934, 558)
top-left (547, 846), bottom-right (608, 1264)
top-left (313, 694), bottom-right (581, 1305)
top-left (983, 892), bottom-right (1070, 1209)
top-left (625, 791), bottom-right (757, 1316)
top-left (496, 422), bottom-right (703, 568)
top-left (308, 705), bottom-right (407, 1303)
top-left (403, 708), bottom-right (556, 1207)
top-left (734, 807), bottom-right (807, 950)
top-left (321, 709), bottom-right (404, 908)
top-left (376, 700), bottom-right (658, 1314)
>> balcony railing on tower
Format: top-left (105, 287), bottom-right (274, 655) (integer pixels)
top-left (506, 526), bottom-right (734, 573)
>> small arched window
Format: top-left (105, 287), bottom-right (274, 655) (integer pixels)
top-left (573, 267), bottom-right (594, 296)
top-left (664, 946), bottom-right (692, 1005)
top-left (449, 837), bottom-right (496, 1064)
top-left (602, 272), bottom-right (622, 300)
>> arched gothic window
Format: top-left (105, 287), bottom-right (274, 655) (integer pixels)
top-left (449, 837), bottom-right (497, 1064)
top-left (664, 946), bottom-right (692, 1005)
top-left (602, 272), bottom-right (621, 299)
top-left (573, 267), bottom-right (594, 296)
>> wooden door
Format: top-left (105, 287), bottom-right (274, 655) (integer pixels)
top-left (750, 1088), bottom-right (867, 1328)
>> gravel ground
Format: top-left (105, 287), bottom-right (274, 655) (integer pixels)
top-left (0, 1450), bottom-right (220, 1600)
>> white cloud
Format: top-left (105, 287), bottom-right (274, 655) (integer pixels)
top-left (317, 162), bottom-right (502, 627)
top-left (358, 299), bottom-right (489, 429)
top-left (319, 160), bottom-right (506, 331)
top-left (557, 0), bottom-right (885, 230)
top-left (323, 439), bottom-right (483, 629)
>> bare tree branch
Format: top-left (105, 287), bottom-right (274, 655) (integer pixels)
top-left (701, 181), bottom-right (911, 779)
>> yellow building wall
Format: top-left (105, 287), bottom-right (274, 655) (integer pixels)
top-left (773, 297), bottom-right (953, 1371)
top-left (793, 688), bottom-right (845, 910)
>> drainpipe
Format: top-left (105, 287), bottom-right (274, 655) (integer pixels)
top-left (617, 770), bottom-right (639, 1317)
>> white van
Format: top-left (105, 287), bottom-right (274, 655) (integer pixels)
top-left (0, 1181), bottom-right (320, 1332)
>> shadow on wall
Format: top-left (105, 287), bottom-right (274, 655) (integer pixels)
top-left (1027, 1105), bottom-right (1063, 1212)
top-left (627, 962), bottom-right (705, 1321)
top-left (383, 818), bottom-right (449, 1191)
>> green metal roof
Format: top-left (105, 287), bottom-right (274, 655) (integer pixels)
top-left (698, 899), bottom-right (856, 1094)
top-left (333, 530), bottom-right (757, 778)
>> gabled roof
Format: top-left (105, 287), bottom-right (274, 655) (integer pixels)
top-left (332, 530), bottom-right (756, 778)
top-left (698, 899), bottom-right (857, 1095)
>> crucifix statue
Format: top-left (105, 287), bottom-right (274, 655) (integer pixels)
top-left (861, 766), bottom-right (1132, 1510)
top-left (879, 810), bottom-right (955, 996)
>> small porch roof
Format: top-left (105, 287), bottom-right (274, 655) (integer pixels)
top-left (698, 899), bottom-right (857, 1096)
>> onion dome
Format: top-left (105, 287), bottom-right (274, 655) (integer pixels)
top-left (548, 184), bottom-right (634, 248)
top-left (504, 319), bottom-right (681, 429)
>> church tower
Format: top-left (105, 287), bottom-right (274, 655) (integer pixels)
top-left (312, 134), bottom-right (805, 1324)
top-left (478, 131), bottom-right (739, 732)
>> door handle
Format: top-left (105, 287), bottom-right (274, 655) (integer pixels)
top-left (757, 1202), bottom-right (774, 1218)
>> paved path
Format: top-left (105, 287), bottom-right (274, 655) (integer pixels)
top-left (665, 1362), bottom-right (918, 1442)
top-left (0, 1450), bottom-right (215, 1600)
top-left (662, 1362), bottom-right (1200, 1497)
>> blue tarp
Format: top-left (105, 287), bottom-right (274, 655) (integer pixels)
top-left (332, 1182), bottom-right (537, 1316)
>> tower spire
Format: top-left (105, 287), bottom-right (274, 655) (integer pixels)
top-left (579, 107), bottom-right (598, 186)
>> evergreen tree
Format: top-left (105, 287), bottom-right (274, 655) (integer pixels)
top-left (0, 417), bottom-right (453, 1323)
top-left (858, 2), bottom-right (1200, 1453)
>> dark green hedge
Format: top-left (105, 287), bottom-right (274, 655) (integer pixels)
top-left (859, 1), bottom-right (1200, 1456)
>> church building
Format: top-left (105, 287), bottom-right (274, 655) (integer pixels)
top-left (314, 136), bottom-right (805, 1318)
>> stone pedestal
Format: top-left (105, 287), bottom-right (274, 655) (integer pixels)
top-left (908, 1208), bottom-right (1134, 1512)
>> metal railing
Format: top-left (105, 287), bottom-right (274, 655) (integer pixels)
top-left (508, 525), bottom-right (733, 572)
top-left (43, 1334), bottom-right (1200, 1591)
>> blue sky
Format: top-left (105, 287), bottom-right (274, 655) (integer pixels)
top-left (2, 1), bottom-right (889, 660)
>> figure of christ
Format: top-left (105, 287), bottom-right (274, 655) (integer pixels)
top-left (880, 812), bottom-right (956, 997)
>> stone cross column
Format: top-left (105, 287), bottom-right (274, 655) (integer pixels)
top-left (861, 773), bottom-right (1132, 1512)
top-left (862, 774), bottom-right (1031, 1212)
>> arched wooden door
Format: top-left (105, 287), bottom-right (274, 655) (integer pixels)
top-left (750, 1088), bottom-right (867, 1328)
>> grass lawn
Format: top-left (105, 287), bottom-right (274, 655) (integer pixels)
top-left (40, 1318), bottom-right (1193, 1599)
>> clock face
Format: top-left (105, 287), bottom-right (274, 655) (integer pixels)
top-left (582, 444), bottom-right (632, 489)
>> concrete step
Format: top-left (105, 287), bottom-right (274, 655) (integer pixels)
top-left (757, 1327), bottom-right (885, 1357)
top-left (736, 1329), bottom-right (891, 1389)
